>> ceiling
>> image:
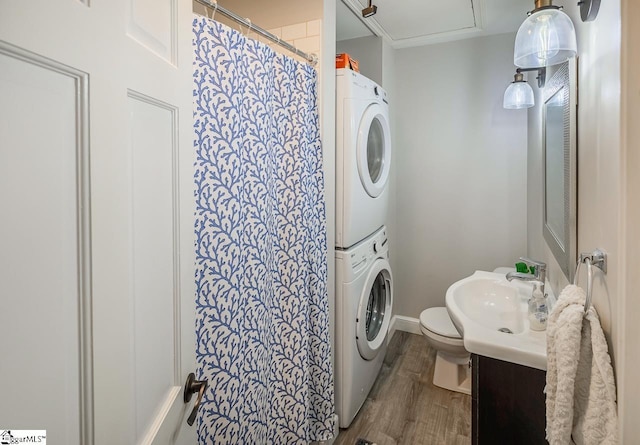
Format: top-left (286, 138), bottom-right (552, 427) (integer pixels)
top-left (202, 0), bottom-right (531, 48)
top-left (338, 0), bottom-right (531, 47)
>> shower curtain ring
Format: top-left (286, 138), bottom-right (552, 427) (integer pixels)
top-left (208, 0), bottom-right (217, 20)
top-left (244, 18), bottom-right (252, 37)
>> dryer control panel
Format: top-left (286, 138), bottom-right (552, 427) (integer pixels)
top-left (347, 227), bottom-right (389, 275)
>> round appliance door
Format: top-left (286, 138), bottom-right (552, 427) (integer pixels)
top-left (356, 103), bottom-right (391, 198)
top-left (356, 258), bottom-right (393, 360)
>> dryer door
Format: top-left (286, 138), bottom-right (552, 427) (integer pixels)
top-left (356, 258), bottom-right (393, 360)
top-left (356, 103), bottom-right (391, 198)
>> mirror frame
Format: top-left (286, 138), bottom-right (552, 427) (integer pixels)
top-left (542, 59), bottom-right (578, 281)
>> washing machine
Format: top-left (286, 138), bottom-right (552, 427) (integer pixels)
top-left (335, 226), bottom-right (393, 428)
top-left (336, 68), bottom-right (391, 249)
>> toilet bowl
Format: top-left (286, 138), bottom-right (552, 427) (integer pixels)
top-left (419, 307), bottom-right (471, 395)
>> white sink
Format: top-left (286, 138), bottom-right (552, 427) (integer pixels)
top-left (445, 270), bottom-right (554, 370)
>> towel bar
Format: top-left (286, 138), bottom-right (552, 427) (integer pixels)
top-left (573, 249), bottom-right (607, 313)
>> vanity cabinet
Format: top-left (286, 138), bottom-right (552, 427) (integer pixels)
top-left (471, 354), bottom-right (547, 445)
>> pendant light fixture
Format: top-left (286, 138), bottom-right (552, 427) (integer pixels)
top-left (503, 72), bottom-right (534, 109)
top-left (514, 0), bottom-right (577, 68)
top-left (503, 67), bottom-right (546, 109)
top-left (362, 0), bottom-right (377, 18)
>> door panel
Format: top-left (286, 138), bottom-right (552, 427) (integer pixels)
top-left (0, 45), bottom-right (91, 445)
top-left (0, 1), bottom-right (196, 443)
top-left (126, 0), bottom-right (177, 64)
top-left (128, 92), bottom-right (181, 441)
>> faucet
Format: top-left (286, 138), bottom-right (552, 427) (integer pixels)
top-left (506, 257), bottom-right (547, 295)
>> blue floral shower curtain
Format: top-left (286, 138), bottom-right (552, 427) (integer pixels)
top-left (192, 16), bottom-right (335, 444)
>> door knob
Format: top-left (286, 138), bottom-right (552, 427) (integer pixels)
top-left (183, 372), bottom-right (208, 426)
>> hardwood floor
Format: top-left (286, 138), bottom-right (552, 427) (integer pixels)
top-left (335, 332), bottom-right (471, 445)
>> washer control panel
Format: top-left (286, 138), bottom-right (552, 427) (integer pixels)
top-left (348, 227), bottom-right (389, 274)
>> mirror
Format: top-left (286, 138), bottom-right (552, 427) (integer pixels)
top-left (542, 59), bottom-right (577, 281)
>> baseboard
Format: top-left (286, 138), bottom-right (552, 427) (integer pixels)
top-left (388, 315), bottom-right (421, 340)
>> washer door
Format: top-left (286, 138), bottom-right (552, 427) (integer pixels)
top-left (356, 103), bottom-right (391, 198)
top-left (356, 258), bottom-right (393, 360)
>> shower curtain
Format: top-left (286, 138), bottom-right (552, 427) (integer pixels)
top-left (192, 16), bottom-right (335, 444)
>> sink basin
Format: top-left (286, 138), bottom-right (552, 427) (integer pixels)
top-left (446, 270), bottom-right (554, 370)
top-left (450, 277), bottom-right (526, 334)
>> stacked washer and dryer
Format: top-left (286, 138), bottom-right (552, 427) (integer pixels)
top-left (334, 68), bottom-right (393, 428)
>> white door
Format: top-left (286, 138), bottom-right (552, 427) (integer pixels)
top-left (0, 1), bottom-right (198, 444)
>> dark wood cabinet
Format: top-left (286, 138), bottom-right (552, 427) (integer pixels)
top-left (472, 354), bottom-right (548, 445)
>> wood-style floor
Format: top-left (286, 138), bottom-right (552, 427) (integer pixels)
top-left (335, 331), bottom-right (471, 445)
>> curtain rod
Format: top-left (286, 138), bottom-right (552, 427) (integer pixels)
top-left (194, 0), bottom-right (318, 66)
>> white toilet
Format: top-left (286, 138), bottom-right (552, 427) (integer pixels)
top-left (419, 307), bottom-right (471, 395)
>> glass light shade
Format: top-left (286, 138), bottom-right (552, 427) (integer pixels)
top-left (503, 81), bottom-right (535, 109)
top-left (514, 8), bottom-right (577, 68)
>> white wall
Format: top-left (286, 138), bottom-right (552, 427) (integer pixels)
top-left (393, 32), bottom-right (528, 317)
top-left (336, 36), bottom-right (383, 85)
top-left (266, 20), bottom-right (323, 62)
top-left (568, 0), bottom-right (621, 351)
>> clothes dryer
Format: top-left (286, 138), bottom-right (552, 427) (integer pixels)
top-left (335, 226), bottom-right (393, 427)
top-left (336, 69), bottom-right (391, 248)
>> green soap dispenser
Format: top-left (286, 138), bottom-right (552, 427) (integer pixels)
top-left (528, 282), bottom-right (548, 331)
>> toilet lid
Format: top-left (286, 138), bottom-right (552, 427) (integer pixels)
top-left (420, 307), bottom-right (461, 339)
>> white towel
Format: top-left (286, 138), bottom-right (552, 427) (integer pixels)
top-left (546, 284), bottom-right (618, 445)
